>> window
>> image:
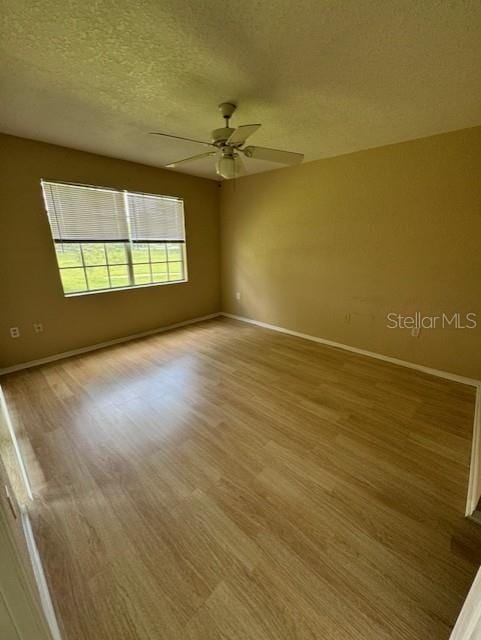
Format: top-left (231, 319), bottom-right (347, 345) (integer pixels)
top-left (41, 180), bottom-right (187, 295)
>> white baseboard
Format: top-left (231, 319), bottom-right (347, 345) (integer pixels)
top-left (221, 312), bottom-right (480, 387)
top-left (0, 313), bottom-right (221, 376)
top-left (21, 507), bottom-right (63, 640)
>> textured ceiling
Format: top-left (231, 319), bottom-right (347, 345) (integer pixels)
top-left (1, 0), bottom-right (481, 180)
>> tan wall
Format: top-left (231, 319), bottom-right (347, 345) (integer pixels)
top-left (0, 134), bottom-right (220, 368)
top-left (220, 126), bottom-right (481, 379)
top-left (2, 128), bottom-right (480, 378)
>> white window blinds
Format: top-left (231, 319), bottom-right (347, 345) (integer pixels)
top-left (41, 181), bottom-right (185, 244)
top-left (42, 181), bottom-right (128, 242)
top-left (127, 192), bottom-right (185, 243)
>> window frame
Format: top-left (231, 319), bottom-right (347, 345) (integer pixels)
top-left (41, 180), bottom-right (188, 297)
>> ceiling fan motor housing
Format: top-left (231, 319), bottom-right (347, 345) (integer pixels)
top-left (211, 127), bottom-right (235, 146)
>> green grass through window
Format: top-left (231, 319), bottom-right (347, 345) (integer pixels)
top-left (55, 242), bottom-right (185, 294)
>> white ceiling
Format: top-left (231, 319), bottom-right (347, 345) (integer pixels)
top-left (1, 1), bottom-right (480, 180)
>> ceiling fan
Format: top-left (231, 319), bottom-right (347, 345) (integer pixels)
top-left (150, 103), bottom-right (304, 179)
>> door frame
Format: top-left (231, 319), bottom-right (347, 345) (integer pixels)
top-left (450, 568), bottom-right (481, 639)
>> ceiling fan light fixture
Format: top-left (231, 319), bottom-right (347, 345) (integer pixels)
top-left (216, 153), bottom-right (237, 179)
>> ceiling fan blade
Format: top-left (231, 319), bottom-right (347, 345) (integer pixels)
top-left (150, 132), bottom-right (213, 147)
top-left (165, 151), bottom-right (217, 168)
top-left (227, 124), bottom-right (261, 146)
top-left (242, 145), bottom-right (303, 165)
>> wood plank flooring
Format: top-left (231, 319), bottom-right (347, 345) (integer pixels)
top-left (2, 317), bottom-right (481, 639)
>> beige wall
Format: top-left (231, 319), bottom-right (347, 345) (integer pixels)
top-left (0, 134), bottom-right (220, 368)
top-left (220, 126), bottom-right (481, 379)
top-left (2, 128), bottom-right (480, 378)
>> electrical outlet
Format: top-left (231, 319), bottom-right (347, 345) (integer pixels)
top-left (235, 292), bottom-right (241, 301)
top-left (33, 323), bottom-right (44, 333)
top-left (10, 327), bottom-right (20, 338)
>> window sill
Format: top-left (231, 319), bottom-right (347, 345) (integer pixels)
top-left (63, 279), bottom-right (188, 298)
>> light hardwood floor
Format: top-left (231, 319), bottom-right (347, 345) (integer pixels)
top-left (2, 317), bottom-right (481, 639)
